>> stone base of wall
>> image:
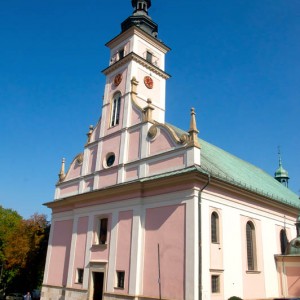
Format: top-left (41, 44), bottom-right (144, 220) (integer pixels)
top-left (41, 287), bottom-right (167, 300)
top-left (41, 285), bottom-right (88, 300)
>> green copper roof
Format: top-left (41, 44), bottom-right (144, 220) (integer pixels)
top-left (168, 124), bottom-right (300, 209)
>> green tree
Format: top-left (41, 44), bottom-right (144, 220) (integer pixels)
top-left (0, 207), bottom-right (49, 294)
top-left (0, 206), bottom-right (22, 292)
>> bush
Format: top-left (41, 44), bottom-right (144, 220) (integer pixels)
top-left (228, 297), bottom-right (243, 300)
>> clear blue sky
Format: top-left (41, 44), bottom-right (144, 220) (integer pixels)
top-left (1, 0), bottom-right (299, 219)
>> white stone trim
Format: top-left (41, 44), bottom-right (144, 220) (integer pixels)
top-left (67, 215), bottom-right (79, 286)
top-left (129, 205), bottom-right (145, 295)
top-left (83, 215), bottom-right (94, 289)
top-left (42, 219), bottom-right (55, 284)
top-left (185, 190), bottom-right (199, 300)
top-left (106, 211), bottom-right (119, 292)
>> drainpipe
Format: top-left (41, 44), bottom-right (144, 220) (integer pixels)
top-left (198, 173), bottom-right (210, 300)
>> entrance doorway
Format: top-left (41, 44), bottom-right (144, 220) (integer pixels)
top-left (92, 272), bottom-right (104, 300)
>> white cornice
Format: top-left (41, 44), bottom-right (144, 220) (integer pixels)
top-left (102, 52), bottom-right (170, 79)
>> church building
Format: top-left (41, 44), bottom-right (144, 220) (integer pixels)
top-left (41, 1), bottom-right (300, 299)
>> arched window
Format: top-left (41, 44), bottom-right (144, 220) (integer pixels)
top-left (111, 92), bottom-right (121, 127)
top-left (211, 212), bottom-right (219, 243)
top-left (280, 229), bottom-right (288, 255)
top-left (246, 221), bottom-right (257, 271)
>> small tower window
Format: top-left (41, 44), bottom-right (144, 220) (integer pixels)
top-left (246, 221), bottom-right (257, 271)
top-left (111, 92), bottom-right (121, 127)
top-left (146, 51), bottom-right (153, 63)
top-left (118, 49), bottom-right (124, 60)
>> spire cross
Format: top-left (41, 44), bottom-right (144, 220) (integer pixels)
top-left (278, 146), bottom-right (283, 167)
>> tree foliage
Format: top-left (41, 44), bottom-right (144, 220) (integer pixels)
top-left (0, 206), bottom-right (49, 294)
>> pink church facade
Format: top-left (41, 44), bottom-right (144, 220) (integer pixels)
top-left (41, 1), bottom-right (300, 300)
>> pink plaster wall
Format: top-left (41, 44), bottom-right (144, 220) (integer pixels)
top-left (210, 209), bottom-right (223, 270)
top-left (90, 119), bottom-right (101, 143)
top-left (72, 216), bottom-right (88, 288)
top-left (101, 134), bottom-right (122, 168)
top-left (130, 106), bottom-right (142, 126)
top-left (88, 146), bottom-right (98, 174)
top-left (128, 129), bottom-right (140, 161)
top-left (286, 266), bottom-right (300, 297)
top-left (66, 160), bottom-right (82, 180)
top-left (59, 183), bottom-right (79, 197)
top-left (125, 166), bottom-right (139, 181)
top-left (85, 178), bottom-right (94, 191)
top-left (149, 155), bottom-right (184, 175)
top-left (47, 219), bottom-right (73, 286)
top-left (241, 217), bottom-right (265, 299)
top-left (143, 204), bottom-right (185, 300)
top-left (98, 168), bottom-right (118, 189)
top-left (115, 210), bottom-right (133, 293)
top-left (150, 129), bottom-right (176, 156)
top-left (277, 265), bottom-right (284, 297)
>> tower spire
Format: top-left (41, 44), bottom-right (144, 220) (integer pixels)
top-left (274, 147), bottom-right (289, 187)
top-left (121, 0), bottom-right (158, 37)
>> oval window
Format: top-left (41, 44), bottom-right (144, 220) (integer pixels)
top-left (106, 153), bottom-right (115, 167)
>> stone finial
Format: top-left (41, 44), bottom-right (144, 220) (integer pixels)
top-left (58, 158), bottom-right (66, 182)
top-left (143, 98), bottom-right (155, 122)
top-left (188, 108), bottom-right (201, 148)
top-left (86, 125), bottom-right (94, 144)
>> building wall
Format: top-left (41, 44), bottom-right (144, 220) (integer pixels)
top-left (201, 186), bottom-right (297, 300)
top-left (276, 256), bottom-right (300, 298)
top-left (47, 219), bottom-right (73, 286)
top-left (143, 204), bottom-right (186, 300)
top-left (43, 188), bottom-right (197, 300)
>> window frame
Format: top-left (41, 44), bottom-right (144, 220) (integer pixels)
top-left (211, 274), bottom-right (220, 293)
top-left (146, 51), bottom-right (153, 63)
top-left (211, 212), bottom-right (219, 243)
top-left (76, 268), bottom-right (84, 284)
top-left (110, 92), bottom-right (121, 127)
top-left (246, 221), bottom-right (257, 271)
top-left (116, 271), bottom-right (125, 289)
top-left (94, 217), bottom-right (109, 245)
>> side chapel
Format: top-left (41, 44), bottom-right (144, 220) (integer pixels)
top-left (41, 1), bottom-right (300, 299)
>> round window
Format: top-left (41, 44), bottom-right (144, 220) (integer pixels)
top-left (106, 153), bottom-right (115, 167)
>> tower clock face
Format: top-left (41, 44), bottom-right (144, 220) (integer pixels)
top-left (113, 73), bottom-right (122, 86)
top-left (144, 76), bottom-right (153, 89)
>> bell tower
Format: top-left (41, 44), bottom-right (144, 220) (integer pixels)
top-left (274, 148), bottom-right (289, 187)
top-left (99, 0), bottom-right (170, 140)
